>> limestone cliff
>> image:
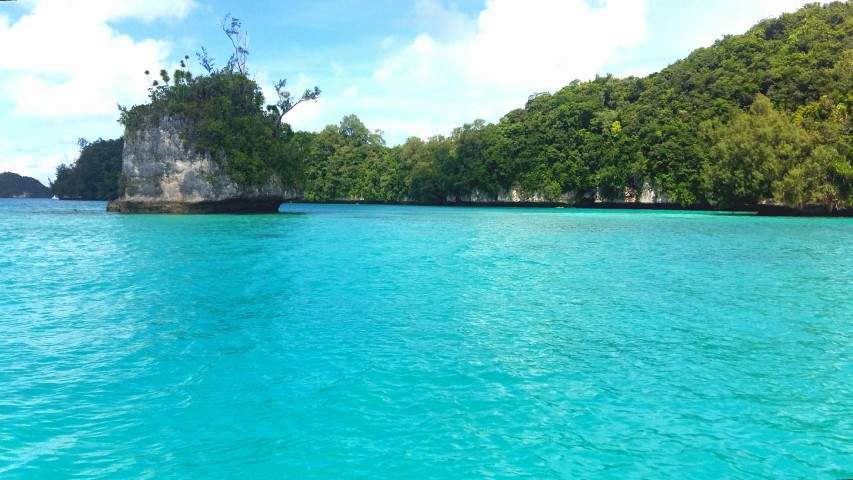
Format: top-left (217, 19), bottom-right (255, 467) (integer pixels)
top-left (444, 183), bottom-right (673, 207)
top-left (310, 183), bottom-right (677, 208)
top-left (107, 117), bottom-right (298, 213)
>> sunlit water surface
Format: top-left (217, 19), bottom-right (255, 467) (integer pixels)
top-left (1, 199), bottom-right (851, 478)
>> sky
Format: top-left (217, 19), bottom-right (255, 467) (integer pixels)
top-left (0, 0), bottom-right (815, 185)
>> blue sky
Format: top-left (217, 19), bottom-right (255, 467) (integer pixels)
top-left (0, 0), bottom-right (811, 185)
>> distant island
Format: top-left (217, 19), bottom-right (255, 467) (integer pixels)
top-left (0, 172), bottom-right (51, 198)
top-left (51, 3), bottom-right (853, 215)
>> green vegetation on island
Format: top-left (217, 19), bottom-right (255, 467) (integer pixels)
top-left (117, 15), bottom-right (320, 189)
top-left (63, 2), bottom-right (853, 214)
top-left (51, 138), bottom-right (124, 200)
top-left (0, 172), bottom-right (51, 198)
top-left (294, 1), bottom-right (853, 212)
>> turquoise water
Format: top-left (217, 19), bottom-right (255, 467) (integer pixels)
top-left (1, 199), bottom-right (851, 478)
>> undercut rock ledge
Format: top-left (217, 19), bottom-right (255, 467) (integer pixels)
top-left (107, 117), bottom-right (298, 214)
top-left (106, 197), bottom-right (286, 214)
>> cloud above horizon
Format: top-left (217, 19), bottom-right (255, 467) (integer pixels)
top-left (0, 0), bottom-right (197, 118)
top-left (0, 0), bottom-right (197, 183)
top-left (343, 0), bottom-right (648, 142)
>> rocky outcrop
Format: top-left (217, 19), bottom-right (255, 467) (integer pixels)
top-left (107, 117), bottom-right (298, 213)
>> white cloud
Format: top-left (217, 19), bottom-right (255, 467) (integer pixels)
top-left (0, 0), bottom-right (196, 184)
top-left (257, 72), bottom-right (325, 130)
top-left (0, 0), bottom-right (197, 118)
top-left (293, 74), bottom-right (326, 128)
top-left (0, 149), bottom-right (77, 186)
top-left (361, 0), bottom-right (649, 143)
top-left (354, 0), bottom-right (819, 144)
top-left (284, 99), bottom-right (324, 128)
top-left (413, 0), bottom-right (475, 41)
top-left (375, 0), bottom-right (649, 93)
top-left (466, 0), bottom-right (646, 90)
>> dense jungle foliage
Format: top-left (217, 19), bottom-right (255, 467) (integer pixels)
top-left (297, 1), bottom-right (853, 210)
top-left (86, 2), bottom-right (853, 211)
top-left (116, 16), bottom-right (320, 188)
top-left (51, 138), bottom-right (123, 200)
top-left (117, 65), bottom-right (306, 188)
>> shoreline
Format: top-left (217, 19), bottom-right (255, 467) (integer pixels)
top-left (28, 196), bottom-right (850, 217)
top-left (286, 199), bottom-right (853, 217)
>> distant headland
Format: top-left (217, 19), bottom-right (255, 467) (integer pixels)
top-left (0, 172), bottom-right (51, 198)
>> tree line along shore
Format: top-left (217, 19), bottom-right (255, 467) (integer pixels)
top-left (48, 2), bottom-right (853, 215)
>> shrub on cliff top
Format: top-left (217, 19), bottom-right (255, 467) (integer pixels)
top-left (118, 16), bottom-right (320, 187)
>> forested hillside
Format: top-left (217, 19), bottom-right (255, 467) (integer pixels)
top-left (0, 172), bottom-right (51, 198)
top-left (299, 1), bottom-right (853, 212)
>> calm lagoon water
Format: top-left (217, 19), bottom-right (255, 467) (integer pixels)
top-left (1, 198), bottom-right (851, 478)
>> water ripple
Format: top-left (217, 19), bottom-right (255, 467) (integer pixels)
top-left (1, 202), bottom-right (852, 478)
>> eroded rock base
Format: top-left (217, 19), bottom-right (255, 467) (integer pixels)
top-left (107, 197), bottom-right (284, 214)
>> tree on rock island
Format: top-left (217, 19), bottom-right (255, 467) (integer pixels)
top-left (117, 15), bottom-right (320, 190)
